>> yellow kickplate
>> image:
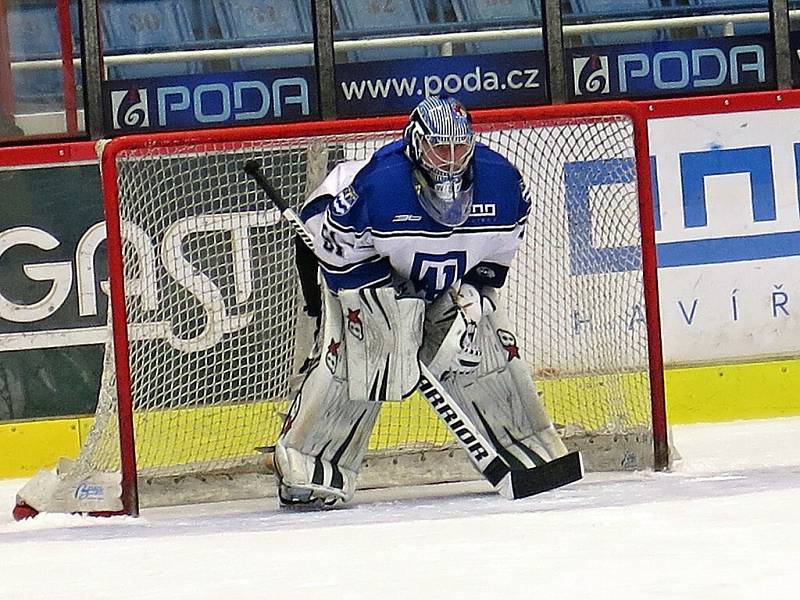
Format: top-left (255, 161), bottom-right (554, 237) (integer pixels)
top-left (665, 359), bottom-right (800, 424)
top-left (0, 418), bottom-right (84, 479)
top-left (2, 358), bottom-right (800, 479)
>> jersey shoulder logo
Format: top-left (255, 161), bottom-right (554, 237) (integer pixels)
top-left (332, 186), bottom-right (359, 216)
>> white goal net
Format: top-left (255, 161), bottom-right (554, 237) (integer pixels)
top-left (16, 104), bottom-right (667, 516)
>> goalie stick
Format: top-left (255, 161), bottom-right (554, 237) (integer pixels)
top-left (244, 160), bottom-right (315, 250)
top-left (243, 160), bottom-right (583, 499)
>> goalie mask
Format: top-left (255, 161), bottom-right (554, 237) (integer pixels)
top-left (404, 97), bottom-right (476, 227)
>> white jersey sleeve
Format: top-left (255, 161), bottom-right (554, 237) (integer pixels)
top-left (300, 159), bottom-right (393, 293)
top-left (305, 159), bottom-right (370, 205)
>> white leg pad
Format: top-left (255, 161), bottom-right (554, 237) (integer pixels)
top-left (425, 287), bottom-right (568, 472)
top-left (275, 287), bottom-right (381, 504)
top-left (339, 288), bottom-right (425, 402)
top-left (275, 372), bottom-right (381, 503)
top-left (275, 445), bottom-right (358, 504)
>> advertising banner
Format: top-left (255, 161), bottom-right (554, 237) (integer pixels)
top-left (0, 154), bottom-right (106, 418)
top-left (569, 35), bottom-right (774, 101)
top-left (650, 104), bottom-right (800, 364)
top-left (335, 52), bottom-right (548, 117)
top-left (103, 66), bottom-right (318, 134)
top-left (0, 161), bottom-right (107, 345)
top-left (789, 31), bottom-right (800, 86)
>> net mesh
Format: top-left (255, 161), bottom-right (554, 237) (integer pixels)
top-left (72, 114), bottom-right (654, 500)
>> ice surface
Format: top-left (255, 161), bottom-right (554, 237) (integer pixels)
top-left (1, 418), bottom-right (799, 600)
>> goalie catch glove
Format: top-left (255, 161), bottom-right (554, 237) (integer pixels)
top-left (424, 283), bottom-right (486, 380)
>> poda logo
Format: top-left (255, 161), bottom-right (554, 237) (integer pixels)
top-left (110, 88), bottom-right (150, 129)
top-left (109, 77), bottom-right (311, 130)
top-left (573, 45), bottom-right (766, 97)
top-left (573, 56), bottom-right (610, 96)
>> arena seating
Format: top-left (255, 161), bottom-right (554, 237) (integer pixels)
top-left (684, 0), bottom-right (769, 37)
top-left (569, 0), bottom-right (666, 46)
top-left (450, 0), bottom-right (541, 55)
top-left (211, 0), bottom-right (313, 70)
top-left (5, 0), bottom-right (778, 97)
top-left (7, 1), bottom-right (81, 109)
top-left (333, 0), bottom-right (432, 61)
top-left (100, 0), bottom-right (201, 79)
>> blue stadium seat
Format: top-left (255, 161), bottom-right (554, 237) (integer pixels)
top-left (451, 0), bottom-right (541, 55)
top-left (571, 0), bottom-right (666, 46)
top-left (684, 0), bottom-right (769, 37)
top-left (212, 0), bottom-right (313, 71)
top-left (183, 0), bottom-right (220, 41)
top-left (7, 2), bottom-right (82, 109)
top-left (333, 0), bottom-right (432, 62)
top-left (101, 0), bottom-right (201, 79)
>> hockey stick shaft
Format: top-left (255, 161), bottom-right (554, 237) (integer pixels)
top-left (418, 365), bottom-right (509, 486)
top-left (243, 160), bottom-right (513, 487)
top-left (244, 160), bottom-right (315, 250)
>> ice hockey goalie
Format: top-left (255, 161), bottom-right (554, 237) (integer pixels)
top-left (274, 96), bottom-right (581, 507)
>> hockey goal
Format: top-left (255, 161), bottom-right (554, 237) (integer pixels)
top-left (15, 101), bottom-right (667, 518)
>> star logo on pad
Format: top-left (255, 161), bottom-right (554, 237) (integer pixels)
top-left (496, 328), bottom-right (520, 361)
top-left (327, 339), bottom-right (340, 356)
top-left (503, 344), bottom-right (520, 361)
top-left (325, 338), bottom-right (341, 373)
top-left (346, 308), bottom-right (364, 340)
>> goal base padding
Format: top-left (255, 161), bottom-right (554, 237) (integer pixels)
top-left (14, 459), bottom-right (124, 516)
top-left (12, 430), bottom-right (668, 518)
top-left (12, 502), bottom-right (39, 521)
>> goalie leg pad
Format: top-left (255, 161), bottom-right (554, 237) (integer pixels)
top-left (339, 288), bottom-right (425, 402)
top-left (275, 372), bottom-right (381, 504)
top-left (428, 288), bottom-right (568, 478)
top-left (423, 284), bottom-right (483, 380)
top-left (483, 287), bottom-right (568, 460)
top-left (275, 288), bottom-right (380, 505)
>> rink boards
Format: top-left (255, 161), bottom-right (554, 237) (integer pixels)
top-left (3, 90), bottom-right (800, 478)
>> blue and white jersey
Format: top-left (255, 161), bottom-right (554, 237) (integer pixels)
top-left (301, 139), bottom-right (530, 303)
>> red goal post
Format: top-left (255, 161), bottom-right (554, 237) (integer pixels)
top-left (15, 100), bottom-right (668, 519)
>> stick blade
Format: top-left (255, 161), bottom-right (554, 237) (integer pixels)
top-left (509, 451), bottom-right (583, 499)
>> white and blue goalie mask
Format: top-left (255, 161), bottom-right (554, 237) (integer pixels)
top-left (404, 97), bottom-right (476, 227)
